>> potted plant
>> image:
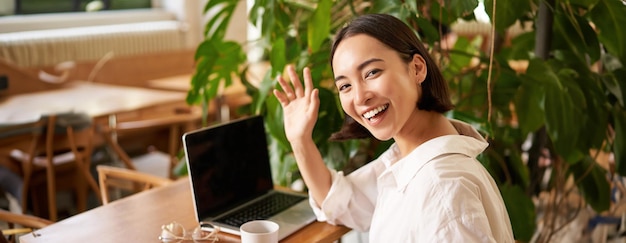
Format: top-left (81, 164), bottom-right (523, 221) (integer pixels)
top-left (186, 0), bottom-right (626, 241)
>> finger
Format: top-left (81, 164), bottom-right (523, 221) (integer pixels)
top-left (308, 88), bottom-right (320, 114)
top-left (277, 74), bottom-right (295, 98)
top-left (287, 65), bottom-right (304, 98)
top-left (273, 89), bottom-right (289, 107)
top-left (303, 67), bottom-right (313, 98)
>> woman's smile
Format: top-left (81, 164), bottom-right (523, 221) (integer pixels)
top-left (362, 104), bottom-right (389, 120)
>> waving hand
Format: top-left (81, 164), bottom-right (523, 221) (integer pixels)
top-left (273, 65), bottom-right (320, 143)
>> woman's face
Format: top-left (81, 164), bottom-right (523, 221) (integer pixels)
top-left (333, 34), bottom-right (427, 141)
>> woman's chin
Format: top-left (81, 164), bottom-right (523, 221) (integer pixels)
top-left (371, 132), bottom-right (393, 141)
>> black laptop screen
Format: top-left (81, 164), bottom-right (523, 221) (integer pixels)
top-left (184, 115), bottom-right (274, 219)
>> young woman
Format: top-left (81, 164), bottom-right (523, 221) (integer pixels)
top-left (273, 13), bottom-right (514, 242)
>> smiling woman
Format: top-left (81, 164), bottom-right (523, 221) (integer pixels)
top-left (273, 13), bottom-right (515, 242)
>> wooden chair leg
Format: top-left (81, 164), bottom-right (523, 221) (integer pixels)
top-left (67, 126), bottom-right (102, 202)
top-left (45, 116), bottom-right (57, 222)
top-left (98, 171), bottom-right (110, 205)
top-left (167, 125), bottom-right (180, 179)
top-left (73, 175), bottom-right (88, 213)
top-left (20, 169), bottom-right (31, 216)
top-left (30, 188), bottom-right (47, 219)
top-left (101, 130), bottom-right (136, 170)
top-left (20, 154), bottom-right (34, 216)
top-left (45, 166), bottom-right (57, 222)
top-left (20, 123), bottom-right (43, 216)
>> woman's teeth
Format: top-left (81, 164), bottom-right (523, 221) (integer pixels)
top-left (363, 104), bottom-right (389, 120)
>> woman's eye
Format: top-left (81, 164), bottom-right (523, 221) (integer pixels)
top-left (338, 83), bottom-right (351, 91)
top-left (365, 69), bottom-right (381, 78)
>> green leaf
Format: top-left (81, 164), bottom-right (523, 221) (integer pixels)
top-left (414, 16), bottom-right (440, 44)
top-left (571, 156), bottom-right (610, 212)
top-left (552, 12), bottom-right (600, 63)
top-left (447, 37), bottom-right (474, 73)
top-left (313, 88), bottom-right (343, 144)
top-left (589, 0), bottom-right (626, 61)
top-left (577, 72), bottom-right (609, 150)
top-left (614, 105), bottom-right (626, 176)
top-left (370, 0), bottom-right (403, 14)
top-left (557, 69), bottom-right (587, 110)
top-left (447, 0), bottom-right (479, 19)
top-left (482, 142), bottom-right (527, 186)
top-left (265, 95), bottom-right (291, 151)
top-left (252, 70), bottom-right (277, 115)
top-left (307, 0), bottom-right (332, 53)
top-left (203, 0), bottom-right (239, 40)
top-left (544, 74), bottom-right (581, 163)
top-left (524, 58), bottom-right (560, 87)
top-left (188, 37), bottom-right (245, 126)
top-left (492, 69), bottom-right (523, 114)
top-left (194, 40), bottom-right (219, 61)
top-left (604, 69), bottom-right (625, 107)
top-left (618, 68), bottom-right (626, 107)
top-left (484, 0), bottom-right (530, 34)
top-left (514, 81), bottom-right (545, 137)
top-left (270, 37), bottom-right (287, 78)
top-left (429, 1), bottom-right (453, 26)
top-left (507, 32), bottom-right (535, 60)
top-left (505, 146), bottom-right (531, 188)
top-left (567, 0), bottom-right (599, 9)
top-left (499, 184), bottom-right (535, 242)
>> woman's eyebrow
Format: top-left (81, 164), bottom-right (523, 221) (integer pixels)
top-left (334, 58), bottom-right (384, 82)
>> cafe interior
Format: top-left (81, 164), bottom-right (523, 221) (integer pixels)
top-left (0, 0), bottom-right (500, 242)
top-left (0, 0), bottom-right (369, 242)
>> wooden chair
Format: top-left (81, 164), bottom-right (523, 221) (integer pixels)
top-left (9, 113), bottom-right (101, 221)
top-left (96, 165), bottom-right (173, 205)
top-left (0, 208), bottom-right (53, 243)
top-left (98, 109), bottom-right (201, 179)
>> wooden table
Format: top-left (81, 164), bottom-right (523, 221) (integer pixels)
top-left (19, 178), bottom-right (352, 243)
top-left (0, 81), bottom-right (189, 175)
top-left (0, 81), bottom-right (187, 124)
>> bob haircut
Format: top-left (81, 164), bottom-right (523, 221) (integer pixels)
top-left (329, 13), bottom-right (454, 141)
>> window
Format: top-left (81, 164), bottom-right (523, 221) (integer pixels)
top-left (7, 0), bottom-right (151, 15)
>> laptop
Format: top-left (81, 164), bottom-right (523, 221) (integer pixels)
top-left (182, 115), bottom-right (316, 239)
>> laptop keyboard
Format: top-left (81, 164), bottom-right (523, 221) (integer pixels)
top-left (215, 192), bottom-right (306, 227)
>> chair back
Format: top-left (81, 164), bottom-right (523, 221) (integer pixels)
top-left (0, 208), bottom-right (53, 243)
top-left (97, 165), bottom-right (173, 205)
top-left (7, 113), bottom-right (101, 222)
top-left (97, 109), bottom-right (201, 178)
top-left (0, 119), bottom-right (46, 176)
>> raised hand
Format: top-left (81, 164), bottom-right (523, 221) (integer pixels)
top-left (273, 65), bottom-right (320, 143)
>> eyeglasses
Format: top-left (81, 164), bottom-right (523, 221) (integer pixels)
top-left (158, 221), bottom-right (220, 243)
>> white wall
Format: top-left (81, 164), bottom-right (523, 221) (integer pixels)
top-left (0, 9), bottom-right (176, 33)
top-left (0, 0), bottom-right (249, 50)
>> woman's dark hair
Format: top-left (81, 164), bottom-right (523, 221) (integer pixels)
top-left (329, 13), bottom-right (454, 141)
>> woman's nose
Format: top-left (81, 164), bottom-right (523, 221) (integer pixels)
top-left (353, 83), bottom-right (372, 105)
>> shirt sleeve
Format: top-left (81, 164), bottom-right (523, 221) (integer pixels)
top-left (308, 161), bottom-right (381, 231)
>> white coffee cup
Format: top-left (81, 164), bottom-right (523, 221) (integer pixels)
top-left (240, 220), bottom-right (279, 243)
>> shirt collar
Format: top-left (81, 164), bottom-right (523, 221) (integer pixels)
top-left (381, 119), bottom-right (488, 192)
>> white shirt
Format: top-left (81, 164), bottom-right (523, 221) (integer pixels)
top-left (310, 120), bottom-right (514, 242)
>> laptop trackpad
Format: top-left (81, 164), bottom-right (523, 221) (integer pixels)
top-left (270, 200), bottom-right (317, 239)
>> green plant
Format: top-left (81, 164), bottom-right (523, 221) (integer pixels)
top-left (188, 0), bottom-right (626, 242)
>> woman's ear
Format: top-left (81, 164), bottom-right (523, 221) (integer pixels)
top-left (412, 54), bottom-right (427, 85)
